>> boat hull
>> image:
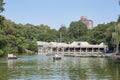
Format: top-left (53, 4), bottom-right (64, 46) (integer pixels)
top-left (53, 57), bottom-right (61, 60)
top-left (8, 57), bottom-right (17, 59)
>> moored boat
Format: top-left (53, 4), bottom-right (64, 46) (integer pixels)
top-left (53, 54), bottom-right (61, 60)
top-left (8, 54), bottom-right (17, 59)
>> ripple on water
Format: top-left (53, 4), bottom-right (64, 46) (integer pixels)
top-left (0, 55), bottom-right (120, 80)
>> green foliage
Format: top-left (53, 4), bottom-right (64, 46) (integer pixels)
top-left (0, 2), bottom-right (119, 55)
top-left (112, 23), bottom-right (120, 53)
top-left (0, 0), bottom-right (5, 13)
top-left (0, 50), bottom-right (3, 55)
top-left (118, 15), bottom-right (120, 22)
top-left (0, 35), bottom-right (7, 49)
top-left (27, 40), bottom-right (38, 52)
top-left (68, 21), bottom-right (88, 41)
top-left (58, 25), bottom-right (68, 42)
top-left (0, 15), bottom-right (5, 30)
top-left (1, 0), bottom-right (120, 56)
top-left (0, 14), bottom-right (119, 55)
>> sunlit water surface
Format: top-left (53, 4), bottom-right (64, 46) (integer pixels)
top-left (0, 55), bottom-right (120, 80)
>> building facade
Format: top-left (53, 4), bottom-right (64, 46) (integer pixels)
top-left (80, 16), bottom-right (93, 29)
top-left (37, 41), bottom-right (107, 57)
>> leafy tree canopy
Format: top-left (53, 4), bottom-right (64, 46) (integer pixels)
top-left (0, 0), bottom-right (5, 13)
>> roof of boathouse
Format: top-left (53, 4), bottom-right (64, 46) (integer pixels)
top-left (70, 41), bottom-right (90, 46)
top-left (37, 41), bottom-right (107, 48)
top-left (99, 42), bottom-right (105, 46)
top-left (69, 41), bottom-right (106, 48)
top-left (49, 42), bottom-right (68, 46)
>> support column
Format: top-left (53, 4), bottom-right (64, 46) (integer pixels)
top-left (51, 48), bottom-right (53, 54)
top-left (74, 47), bottom-right (75, 55)
top-left (68, 47), bottom-right (70, 54)
top-left (80, 47), bottom-right (81, 54)
top-left (104, 46), bottom-right (107, 53)
top-left (86, 48), bottom-right (87, 55)
top-left (41, 48), bottom-right (42, 54)
top-left (80, 47), bottom-right (81, 55)
top-left (98, 48), bottom-right (100, 54)
top-left (46, 48), bottom-right (48, 54)
top-left (63, 47), bottom-right (64, 55)
top-left (57, 47), bottom-right (59, 54)
top-left (92, 48), bottom-right (93, 55)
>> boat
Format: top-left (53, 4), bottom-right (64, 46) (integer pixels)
top-left (8, 54), bottom-right (17, 59)
top-left (53, 54), bottom-right (61, 60)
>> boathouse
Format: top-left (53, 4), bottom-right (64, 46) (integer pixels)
top-left (37, 41), bottom-right (107, 56)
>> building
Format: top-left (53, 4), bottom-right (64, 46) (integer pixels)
top-left (80, 16), bottom-right (93, 29)
top-left (37, 41), bottom-right (107, 57)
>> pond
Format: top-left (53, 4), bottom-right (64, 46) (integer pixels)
top-left (0, 55), bottom-right (120, 80)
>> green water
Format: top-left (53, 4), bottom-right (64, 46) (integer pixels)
top-left (0, 55), bottom-right (120, 80)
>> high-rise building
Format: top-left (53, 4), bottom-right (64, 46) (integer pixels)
top-left (80, 16), bottom-right (93, 29)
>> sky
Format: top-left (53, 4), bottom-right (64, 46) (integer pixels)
top-left (2, 0), bottom-right (120, 29)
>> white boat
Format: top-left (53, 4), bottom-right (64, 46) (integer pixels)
top-left (8, 54), bottom-right (17, 59)
top-left (53, 54), bottom-right (61, 60)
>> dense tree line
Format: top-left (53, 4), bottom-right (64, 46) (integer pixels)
top-left (0, 0), bottom-right (120, 56)
top-left (0, 16), bottom-right (119, 55)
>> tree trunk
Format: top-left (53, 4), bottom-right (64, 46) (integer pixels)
top-left (116, 43), bottom-right (119, 53)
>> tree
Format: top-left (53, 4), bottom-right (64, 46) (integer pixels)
top-left (112, 23), bottom-right (120, 53)
top-left (58, 25), bottom-right (68, 42)
top-left (68, 21), bottom-right (88, 41)
top-left (0, 0), bottom-right (5, 13)
top-left (118, 15), bottom-right (120, 22)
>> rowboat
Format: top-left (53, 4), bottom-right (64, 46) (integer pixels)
top-left (8, 54), bottom-right (17, 59)
top-left (53, 54), bottom-right (61, 60)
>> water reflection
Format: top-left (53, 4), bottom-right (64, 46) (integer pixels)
top-left (113, 58), bottom-right (120, 63)
top-left (0, 55), bottom-right (120, 80)
top-left (107, 58), bottom-right (120, 80)
top-left (8, 59), bottom-right (16, 68)
top-left (62, 58), bottom-right (108, 80)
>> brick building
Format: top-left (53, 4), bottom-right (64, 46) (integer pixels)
top-left (80, 16), bottom-right (93, 29)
